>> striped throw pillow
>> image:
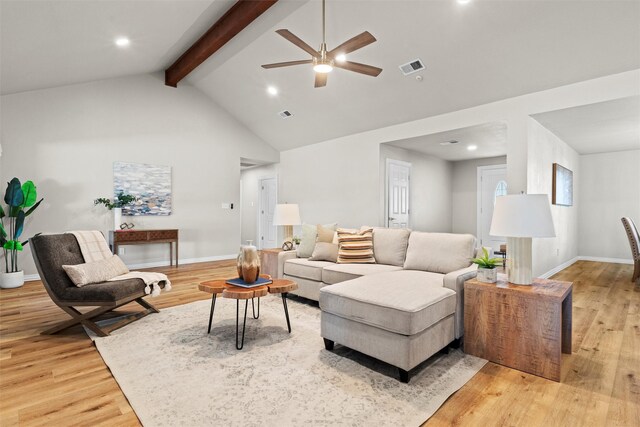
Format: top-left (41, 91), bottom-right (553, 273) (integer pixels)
top-left (337, 228), bottom-right (375, 264)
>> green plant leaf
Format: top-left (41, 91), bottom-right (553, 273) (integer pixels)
top-left (0, 222), bottom-right (6, 238)
top-left (14, 210), bottom-right (25, 239)
top-left (20, 181), bottom-right (37, 207)
top-left (4, 178), bottom-right (24, 207)
top-left (24, 198), bottom-right (43, 217)
top-left (0, 204), bottom-right (4, 219)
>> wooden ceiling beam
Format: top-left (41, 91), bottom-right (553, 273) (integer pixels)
top-left (165, 0), bottom-right (278, 88)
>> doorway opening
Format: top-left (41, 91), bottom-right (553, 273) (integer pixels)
top-left (258, 177), bottom-right (277, 249)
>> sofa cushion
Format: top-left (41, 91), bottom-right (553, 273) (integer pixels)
top-left (322, 263), bottom-right (403, 285)
top-left (319, 270), bottom-right (454, 335)
top-left (403, 232), bottom-right (476, 274)
top-left (372, 228), bottom-right (411, 266)
top-left (283, 258), bottom-right (334, 281)
top-left (337, 228), bottom-right (375, 264)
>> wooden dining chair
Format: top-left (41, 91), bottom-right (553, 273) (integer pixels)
top-left (621, 217), bottom-right (640, 285)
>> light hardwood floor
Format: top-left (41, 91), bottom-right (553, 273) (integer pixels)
top-left (0, 260), bottom-right (638, 426)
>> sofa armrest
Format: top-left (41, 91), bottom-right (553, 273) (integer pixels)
top-left (277, 251), bottom-right (298, 278)
top-left (443, 264), bottom-right (477, 339)
top-left (443, 264), bottom-right (478, 293)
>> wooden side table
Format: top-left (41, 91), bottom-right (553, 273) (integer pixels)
top-left (260, 248), bottom-right (284, 278)
top-left (464, 277), bottom-right (573, 382)
top-left (109, 229), bottom-right (179, 266)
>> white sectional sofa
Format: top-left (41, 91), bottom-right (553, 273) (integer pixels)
top-left (277, 227), bottom-right (478, 383)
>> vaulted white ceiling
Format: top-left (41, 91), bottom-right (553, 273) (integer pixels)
top-left (2, 0), bottom-right (639, 153)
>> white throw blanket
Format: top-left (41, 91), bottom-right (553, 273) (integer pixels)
top-left (108, 271), bottom-right (172, 297)
top-left (68, 230), bottom-right (171, 297)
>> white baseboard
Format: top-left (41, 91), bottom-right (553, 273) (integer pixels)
top-left (126, 254), bottom-right (236, 270)
top-left (576, 256), bottom-right (633, 265)
top-left (24, 273), bottom-right (41, 282)
top-left (24, 254), bottom-right (237, 283)
top-left (539, 257), bottom-right (580, 279)
top-left (539, 255), bottom-right (634, 279)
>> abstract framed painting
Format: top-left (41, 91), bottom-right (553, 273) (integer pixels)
top-left (113, 161), bottom-right (172, 215)
top-left (552, 163), bottom-right (573, 207)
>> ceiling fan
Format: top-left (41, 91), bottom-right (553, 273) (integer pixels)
top-left (261, 0), bottom-right (382, 88)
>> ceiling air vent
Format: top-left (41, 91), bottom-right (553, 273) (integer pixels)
top-left (278, 110), bottom-right (293, 119)
top-left (399, 59), bottom-right (425, 76)
top-left (439, 140), bottom-right (460, 146)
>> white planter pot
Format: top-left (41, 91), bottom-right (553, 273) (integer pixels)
top-left (0, 270), bottom-right (25, 289)
top-left (477, 267), bottom-right (498, 284)
top-left (113, 207), bottom-right (122, 230)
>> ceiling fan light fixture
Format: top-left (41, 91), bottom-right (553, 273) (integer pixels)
top-left (313, 63), bottom-right (333, 73)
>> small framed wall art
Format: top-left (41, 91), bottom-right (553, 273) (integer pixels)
top-left (552, 163), bottom-right (573, 206)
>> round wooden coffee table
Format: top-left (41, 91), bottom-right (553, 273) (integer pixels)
top-left (198, 276), bottom-right (298, 350)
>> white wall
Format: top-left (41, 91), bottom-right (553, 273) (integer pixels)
top-left (451, 156), bottom-right (507, 235)
top-left (0, 73), bottom-right (278, 276)
top-left (279, 138), bottom-right (381, 229)
top-left (527, 118), bottom-right (580, 277)
top-left (379, 145), bottom-right (453, 232)
top-left (240, 163), bottom-right (279, 245)
top-left (579, 150), bottom-right (640, 260)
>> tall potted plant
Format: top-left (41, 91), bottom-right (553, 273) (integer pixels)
top-left (0, 178), bottom-right (44, 289)
top-left (94, 192), bottom-right (137, 230)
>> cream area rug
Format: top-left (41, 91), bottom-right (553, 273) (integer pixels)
top-left (89, 297), bottom-right (486, 427)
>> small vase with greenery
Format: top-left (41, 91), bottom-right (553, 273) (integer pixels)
top-left (94, 192), bottom-right (137, 230)
top-left (471, 247), bottom-right (502, 283)
top-left (0, 178), bottom-right (44, 288)
top-left (94, 192), bottom-right (137, 210)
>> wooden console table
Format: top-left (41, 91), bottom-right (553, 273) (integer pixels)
top-left (464, 277), bottom-right (572, 382)
top-left (109, 229), bottom-right (179, 267)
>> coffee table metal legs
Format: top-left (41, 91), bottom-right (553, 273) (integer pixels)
top-left (252, 297), bottom-right (260, 319)
top-left (236, 299), bottom-right (248, 350)
top-left (208, 293), bottom-right (290, 348)
top-left (207, 294), bottom-right (217, 334)
top-left (282, 293), bottom-right (291, 333)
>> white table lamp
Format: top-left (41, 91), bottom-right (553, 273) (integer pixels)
top-left (273, 204), bottom-right (301, 250)
top-left (490, 194), bottom-right (556, 285)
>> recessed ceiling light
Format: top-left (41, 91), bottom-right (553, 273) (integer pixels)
top-left (467, 145), bottom-right (478, 151)
top-left (115, 37), bottom-right (130, 47)
top-left (457, 0), bottom-right (471, 4)
top-left (335, 54), bottom-right (347, 62)
top-left (267, 86), bottom-right (278, 96)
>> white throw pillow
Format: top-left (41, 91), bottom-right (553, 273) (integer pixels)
top-left (297, 223), bottom-right (337, 258)
top-left (63, 255), bottom-right (130, 287)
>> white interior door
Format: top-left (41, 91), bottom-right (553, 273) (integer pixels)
top-left (386, 159), bottom-right (411, 228)
top-left (259, 178), bottom-right (277, 249)
top-left (477, 165), bottom-right (508, 251)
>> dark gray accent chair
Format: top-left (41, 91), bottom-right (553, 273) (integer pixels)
top-left (31, 233), bottom-right (163, 336)
top-left (621, 217), bottom-right (640, 285)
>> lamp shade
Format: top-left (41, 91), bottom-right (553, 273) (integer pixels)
top-left (490, 194), bottom-right (556, 238)
top-left (273, 204), bottom-right (301, 226)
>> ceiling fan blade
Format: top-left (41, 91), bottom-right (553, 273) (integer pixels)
top-left (314, 73), bottom-right (327, 88)
top-left (262, 59), bottom-right (313, 69)
top-left (276, 29), bottom-right (320, 58)
top-left (329, 31), bottom-right (377, 57)
top-left (335, 61), bottom-right (382, 77)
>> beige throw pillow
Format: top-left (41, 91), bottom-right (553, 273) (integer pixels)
top-left (337, 228), bottom-right (375, 264)
top-left (296, 223), bottom-right (337, 258)
top-left (63, 255), bottom-right (130, 287)
top-left (316, 224), bottom-right (335, 243)
top-left (309, 242), bottom-right (339, 262)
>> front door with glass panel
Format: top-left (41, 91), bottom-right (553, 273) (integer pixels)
top-left (478, 165), bottom-right (507, 251)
